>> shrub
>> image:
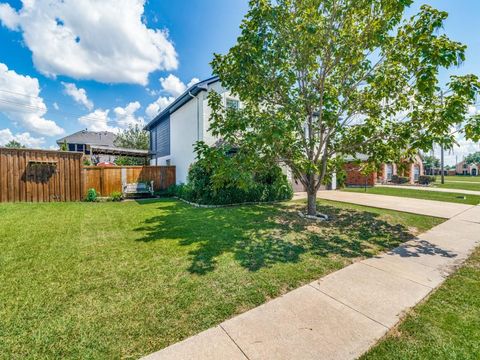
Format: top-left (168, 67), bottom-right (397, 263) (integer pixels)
top-left (155, 184), bottom-right (178, 198)
top-left (110, 192), bottom-right (123, 202)
top-left (418, 175), bottom-right (436, 185)
top-left (391, 175), bottom-right (409, 184)
top-left (85, 188), bottom-right (98, 202)
top-left (175, 161), bottom-right (293, 206)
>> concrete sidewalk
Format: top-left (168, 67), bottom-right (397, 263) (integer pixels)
top-left (143, 205), bottom-right (480, 360)
top-left (377, 184), bottom-right (480, 196)
top-left (293, 191), bottom-right (474, 218)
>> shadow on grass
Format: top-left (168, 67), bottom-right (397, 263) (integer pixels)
top-left (134, 200), bottom-right (418, 275)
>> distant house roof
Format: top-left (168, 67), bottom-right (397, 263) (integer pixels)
top-left (144, 76), bottom-right (220, 131)
top-left (90, 145), bottom-right (148, 156)
top-left (57, 130), bottom-right (117, 147)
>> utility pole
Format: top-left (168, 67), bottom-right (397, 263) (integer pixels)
top-left (441, 144), bottom-right (445, 183)
top-left (440, 90), bottom-right (445, 184)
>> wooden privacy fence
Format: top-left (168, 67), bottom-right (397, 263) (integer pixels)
top-left (0, 148), bottom-right (83, 202)
top-left (0, 148), bottom-right (176, 203)
top-left (83, 166), bottom-right (176, 197)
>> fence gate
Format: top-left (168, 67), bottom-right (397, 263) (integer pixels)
top-left (0, 148), bottom-right (83, 203)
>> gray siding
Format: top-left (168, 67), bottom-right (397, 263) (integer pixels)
top-left (150, 115), bottom-right (170, 157)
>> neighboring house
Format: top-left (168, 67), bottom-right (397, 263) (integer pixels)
top-left (456, 160), bottom-right (479, 176)
top-left (145, 77), bottom-right (242, 184)
top-left (56, 130), bottom-right (148, 165)
top-left (344, 154), bottom-right (424, 186)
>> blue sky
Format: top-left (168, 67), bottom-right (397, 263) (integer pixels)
top-left (0, 0), bottom-right (478, 164)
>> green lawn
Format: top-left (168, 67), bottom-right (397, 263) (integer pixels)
top-left (433, 181), bottom-right (480, 192)
top-left (343, 186), bottom-right (480, 205)
top-left (440, 175), bottom-right (480, 183)
top-left (0, 199), bottom-right (442, 359)
top-left (362, 246), bottom-right (480, 360)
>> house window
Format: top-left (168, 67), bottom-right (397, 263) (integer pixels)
top-left (77, 144), bottom-right (85, 153)
top-left (150, 129), bottom-right (157, 152)
top-left (386, 164), bottom-right (393, 181)
top-left (413, 165), bottom-right (420, 181)
top-left (155, 116), bottom-right (170, 157)
top-left (68, 144), bottom-right (76, 152)
top-left (226, 98), bottom-right (240, 110)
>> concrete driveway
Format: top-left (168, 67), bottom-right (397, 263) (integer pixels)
top-left (293, 191), bottom-right (475, 218)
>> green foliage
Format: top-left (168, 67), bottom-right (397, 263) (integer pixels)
top-left (60, 140), bottom-right (68, 151)
top-left (465, 151), bottom-right (480, 165)
top-left (114, 124), bottom-right (149, 150)
top-left (4, 140), bottom-right (25, 148)
top-left (85, 188), bottom-right (98, 202)
top-left (209, 0), bottom-right (480, 215)
top-left (418, 175), bottom-right (436, 185)
top-left (83, 158), bottom-right (92, 166)
top-left (114, 156), bottom-right (147, 166)
top-left (156, 184), bottom-right (180, 198)
top-left (423, 155), bottom-right (440, 170)
top-left (176, 147), bottom-right (293, 205)
top-left (110, 192), bottom-right (123, 202)
top-left (391, 175), bottom-right (409, 184)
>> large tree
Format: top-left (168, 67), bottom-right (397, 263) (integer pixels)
top-left (114, 124), bottom-right (149, 150)
top-left (206, 0), bottom-right (480, 216)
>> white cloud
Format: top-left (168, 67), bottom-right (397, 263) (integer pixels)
top-left (62, 82), bottom-right (93, 110)
top-left (53, 102), bottom-right (59, 110)
top-left (78, 101), bottom-right (145, 132)
top-left (145, 75), bottom-right (199, 119)
top-left (0, 63), bottom-right (64, 136)
top-left (0, 0), bottom-right (178, 85)
top-left (145, 96), bottom-right (175, 119)
top-left (78, 109), bottom-right (114, 132)
top-left (0, 3), bottom-right (19, 30)
top-left (114, 101), bottom-right (145, 128)
top-left (187, 78), bottom-right (200, 88)
top-left (160, 74), bottom-right (187, 97)
top-left (0, 128), bottom-right (45, 148)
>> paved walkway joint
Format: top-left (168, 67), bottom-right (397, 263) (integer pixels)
top-left (143, 197), bottom-right (480, 360)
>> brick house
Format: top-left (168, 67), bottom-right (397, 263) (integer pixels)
top-left (455, 160), bottom-right (479, 176)
top-left (345, 154), bottom-right (424, 187)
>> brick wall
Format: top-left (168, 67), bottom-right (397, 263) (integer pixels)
top-left (344, 163), bottom-right (376, 186)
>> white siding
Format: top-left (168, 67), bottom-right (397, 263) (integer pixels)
top-left (151, 81), bottom-right (242, 184)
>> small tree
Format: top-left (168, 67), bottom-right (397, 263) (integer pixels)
top-left (4, 140), bottom-right (25, 149)
top-left (207, 0), bottom-right (480, 216)
top-left (60, 140), bottom-right (68, 151)
top-left (114, 125), bottom-right (149, 150)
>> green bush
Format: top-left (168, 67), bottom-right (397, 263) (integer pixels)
top-left (85, 188), bottom-right (98, 202)
top-left (391, 175), bottom-right (409, 184)
top-left (110, 192), bottom-right (123, 202)
top-left (418, 175), bottom-right (436, 185)
top-left (175, 161), bottom-right (293, 205)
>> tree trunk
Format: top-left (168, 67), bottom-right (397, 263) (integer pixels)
top-left (307, 189), bottom-right (317, 216)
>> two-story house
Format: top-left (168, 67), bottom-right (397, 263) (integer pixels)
top-left (145, 76), bottom-right (244, 184)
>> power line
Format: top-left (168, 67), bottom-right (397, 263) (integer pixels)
top-left (0, 97), bottom-right (128, 125)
